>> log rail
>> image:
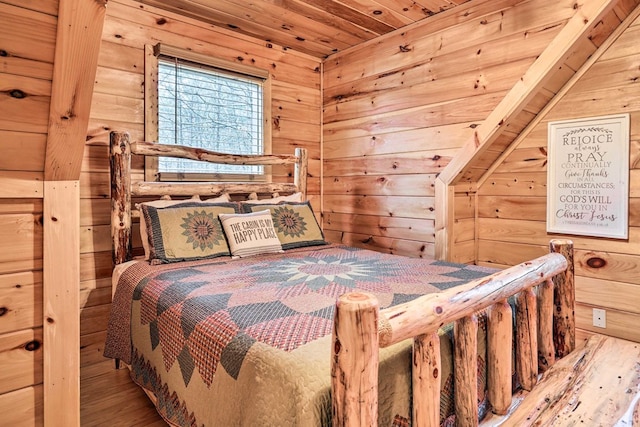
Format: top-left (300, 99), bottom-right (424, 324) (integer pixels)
top-left (331, 239), bottom-right (574, 427)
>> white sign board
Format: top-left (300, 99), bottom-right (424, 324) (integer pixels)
top-left (547, 114), bottom-right (629, 239)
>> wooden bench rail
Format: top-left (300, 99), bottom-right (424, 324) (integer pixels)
top-left (332, 240), bottom-right (574, 427)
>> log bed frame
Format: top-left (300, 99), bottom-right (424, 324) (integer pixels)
top-left (109, 131), bottom-right (640, 426)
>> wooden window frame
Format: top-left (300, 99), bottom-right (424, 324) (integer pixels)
top-left (144, 43), bottom-right (272, 182)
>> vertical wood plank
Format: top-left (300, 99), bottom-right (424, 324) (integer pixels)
top-left (537, 278), bottom-right (555, 372)
top-left (0, 385), bottom-right (43, 426)
top-left (550, 239), bottom-right (575, 358)
top-left (332, 292), bottom-right (379, 427)
top-left (44, 0), bottom-right (105, 418)
top-left (454, 315), bottom-right (478, 426)
top-left (45, 0), bottom-right (106, 181)
top-left (43, 181), bottom-right (80, 427)
top-left (487, 299), bottom-right (513, 415)
top-left (413, 332), bottom-right (441, 427)
top-left (516, 288), bottom-right (538, 391)
top-left (434, 177), bottom-right (454, 261)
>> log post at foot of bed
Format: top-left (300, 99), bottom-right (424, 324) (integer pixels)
top-left (515, 288), bottom-right (538, 391)
top-left (454, 315), bottom-right (478, 427)
top-left (537, 278), bottom-right (555, 372)
top-left (332, 292), bottom-right (379, 427)
top-left (549, 239), bottom-right (575, 358)
top-left (487, 299), bottom-right (512, 415)
top-left (413, 332), bottom-right (441, 427)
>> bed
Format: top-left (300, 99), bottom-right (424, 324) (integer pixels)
top-left (104, 131), bottom-right (638, 426)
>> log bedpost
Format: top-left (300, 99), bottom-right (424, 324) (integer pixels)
top-left (537, 278), bottom-right (555, 372)
top-left (294, 147), bottom-right (308, 200)
top-left (332, 292), bottom-right (379, 427)
top-left (413, 332), bottom-right (441, 427)
top-left (515, 289), bottom-right (538, 391)
top-left (453, 315), bottom-right (478, 427)
top-left (549, 239), bottom-right (575, 358)
top-left (487, 299), bottom-right (512, 415)
top-left (110, 131), bottom-right (132, 265)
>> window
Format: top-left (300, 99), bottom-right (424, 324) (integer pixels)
top-left (145, 44), bottom-right (271, 181)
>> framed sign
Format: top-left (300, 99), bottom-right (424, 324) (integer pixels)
top-left (547, 113), bottom-right (629, 239)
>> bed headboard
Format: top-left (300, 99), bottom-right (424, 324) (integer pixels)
top-left (109, 131), bottom-right (308, 265)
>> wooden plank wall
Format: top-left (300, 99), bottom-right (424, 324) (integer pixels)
top-left (0, 0), bottom-right (57, 424)
top-left (478, 12), bottom-right (640, 342)
top-left (434, 0), bottom-right (640, 263)
top-left (321, 0), bottom-right (581, 261)
top-left (80, 0), bottom-right (322, 381)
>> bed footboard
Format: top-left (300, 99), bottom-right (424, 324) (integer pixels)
top-left (331, 239), bottom-right (574, 427)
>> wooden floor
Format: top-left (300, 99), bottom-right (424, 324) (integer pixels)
top-left (81, 362), bottom-right (167, 426)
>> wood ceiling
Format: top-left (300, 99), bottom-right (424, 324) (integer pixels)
top-left (135, 0), bottom-right (471, 58)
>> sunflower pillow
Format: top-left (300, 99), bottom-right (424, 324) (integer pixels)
top-left (140, 202), bottom-right (238, 264)
top-left (240, 201), bottom-right (327, 250)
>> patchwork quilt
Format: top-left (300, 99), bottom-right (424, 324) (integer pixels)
top-left (104, 244), bottom-right (498, 426)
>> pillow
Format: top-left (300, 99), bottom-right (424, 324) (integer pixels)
top-left (241, 192), bottom-right (303, 204)
top-left (204, 193), bottom-right (231, 202)
top-left (240, 201), bottom-right (327, 250)
top-left (218, 210), bottom-right (283, 258)
top-left (141, 202), bottom-right (238, 264)
top-left (138, 194), bottom-right (230, 260)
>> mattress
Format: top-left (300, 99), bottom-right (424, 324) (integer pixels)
top-left (104, 244), bottom-right (499, 426)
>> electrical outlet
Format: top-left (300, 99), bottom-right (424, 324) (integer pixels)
top-left (593, 308), bottom-right (606, 328)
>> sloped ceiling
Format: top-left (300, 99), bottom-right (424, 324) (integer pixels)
top-left (134, 0), bottom-right (472, 58)
top-left (442, 0), bottom-right (640, 186)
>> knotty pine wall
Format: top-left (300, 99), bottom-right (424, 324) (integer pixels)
top-left (1, 0), bottom-right (638, 423)
top-left (321, 0), bottom-right (581, 261)
top-left (80, 0), bottom-right (322, 380)
top-left (478, 12), bottom-right (640, 342)
top-left (0, 0), bottom-right (56, 423)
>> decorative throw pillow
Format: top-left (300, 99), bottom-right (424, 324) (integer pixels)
top-left (240, 201), bottom-right (327, 250)
top-left (218, 210), bottom-right (283, 258)
top-left (241, 192), bottom-right (304, 204)
top-left (138, 194), bottom-right (230, 260)
top-left (141, 202), bottom-right (238, 264)
top-left (203, 193), bottom-right (231, 202)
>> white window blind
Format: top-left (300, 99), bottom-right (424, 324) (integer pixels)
top-left (157, 55), bottom-right (266, 176)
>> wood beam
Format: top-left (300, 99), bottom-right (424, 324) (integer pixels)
top-left (43, 0), bottom-right (106, 426)
top-left (45, 0), bottom-right (106, 181)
